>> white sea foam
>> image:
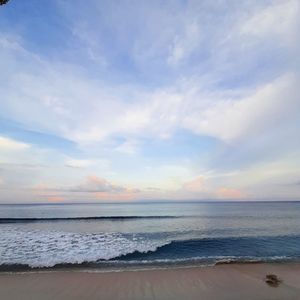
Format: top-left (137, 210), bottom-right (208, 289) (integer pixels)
top-left (0, 226), bottom-right (168, 268)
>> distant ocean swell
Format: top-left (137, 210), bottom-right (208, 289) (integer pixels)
top-left (1, 214), bottom-right (297, 223)
top-left (1, 228), bottom-right (300, 270)
top-left (0, 216), bottom-right (181, 223)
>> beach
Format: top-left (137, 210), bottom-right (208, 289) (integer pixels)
top-left (1, 203), bottom-right (300, 299)
top-left (0, 263), bottom-right (300, 300)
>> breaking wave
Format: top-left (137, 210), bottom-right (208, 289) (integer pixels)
top-left (1, 226), bottom-right (300, 270)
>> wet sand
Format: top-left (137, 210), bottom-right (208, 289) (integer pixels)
top-left (0, 263), bottom-right (300, 300)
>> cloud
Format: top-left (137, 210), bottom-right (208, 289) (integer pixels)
top-left (167, 20), bottom-right (201, 65)
top-left (182, 74), bottom-right (299, 143)
top-left (182, 176), bottom-right (204, 193)
top-left (46, 195), bottom-right (65, 202)
top-left (217, 187), bottom-right (244, 199)
top-left (240, 0), bottom-right (298, 42)
top-left (68, 175), bottom-right (137, 194)
top-left (1, 0), bottom-right (299, 148)
top-left (0, 1), bottom-right (299, 202)
top-left (31, 175), bottom-right (142, 202)
top-left (177, 175), bottom-right (246, 200)
top-left (115, 140), bottom-right (139, 155)
top-left (65, 158), bottom-right (92, 168)
top-left (0, 136), bottom-right (30, 151)
top-left (31, 184), bottom-right (66, 202)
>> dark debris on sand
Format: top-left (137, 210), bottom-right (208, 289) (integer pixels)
top-left (265, 274), bottom-right (282, 287)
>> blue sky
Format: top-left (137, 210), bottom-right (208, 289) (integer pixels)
top-left (0, 0), bottom-right (299, 203)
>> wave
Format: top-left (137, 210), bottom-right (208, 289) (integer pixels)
top-left (110, 235), bottom-right (300, 263)
top-left (2, 214), bottom-right (298, 223)
top-left (1, 228), bottom-right (300, 269)
top-left (0, 228), bottom-right (171, 268)
top-left (0, 215), bottom-right (181, 223)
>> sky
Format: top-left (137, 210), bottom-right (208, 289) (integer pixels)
top-left (0, 0), bottom-right (299, 203)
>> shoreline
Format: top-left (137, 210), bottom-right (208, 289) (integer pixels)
top-left (0, 259), bottom-right (294, 274)
top-left (1, 262), bottom-right (300, 299)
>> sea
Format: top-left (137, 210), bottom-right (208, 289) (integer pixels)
top-left (0, 201), bottom-right (300, 271)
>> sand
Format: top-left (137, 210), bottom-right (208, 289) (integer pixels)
top-left (0, 263), bottom-right (300, 300)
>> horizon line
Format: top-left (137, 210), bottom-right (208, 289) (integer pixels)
top-left (1, 199), bottom-right (300, 205)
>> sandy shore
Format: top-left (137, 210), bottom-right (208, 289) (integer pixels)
top-left (0, 263), bottom-right (300, 300)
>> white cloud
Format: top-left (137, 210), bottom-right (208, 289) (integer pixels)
top-left (240, 0), bottom-right (299, 42)
top-left (64, 158), bottom-right (93, 168)
top-left (1, 31), bottom-right (299, 155)
top-left (115, 140), bottom-right (139, 155)
top-left (182, 74), bottom-right (299, 142)
top-left (0, 136), bottom-right (30, 151)
top-left (1, 35), bottom-right (298, 150)
top-left (1, 0), bottom-right (299, 147)
top-left (167, 20), bottom-right (201, 65)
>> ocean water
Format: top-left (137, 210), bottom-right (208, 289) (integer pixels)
top-left (0, 202), bottom-right (300, 270)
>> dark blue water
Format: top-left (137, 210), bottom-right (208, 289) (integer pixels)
top-left (0, 202), bottom-right (300, 270)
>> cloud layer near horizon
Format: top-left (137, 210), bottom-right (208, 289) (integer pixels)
top-left (0, 0), bottom-right (299, 202)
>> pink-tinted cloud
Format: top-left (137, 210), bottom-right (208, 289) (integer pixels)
top-left (182, 176), bottom-right (204, 192)
top-left (84, 175), bottom-right (140, 201)
top-left (32, 184), bottom-right (65, 202)
top-left (47, 195), bottom-right (65, 202)
top-left (29, 176), bottom-right (141, 202)
top-left (70, 175), bottom-right (128, 193)
top-left (217, 187), bottom-right (245, 199)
